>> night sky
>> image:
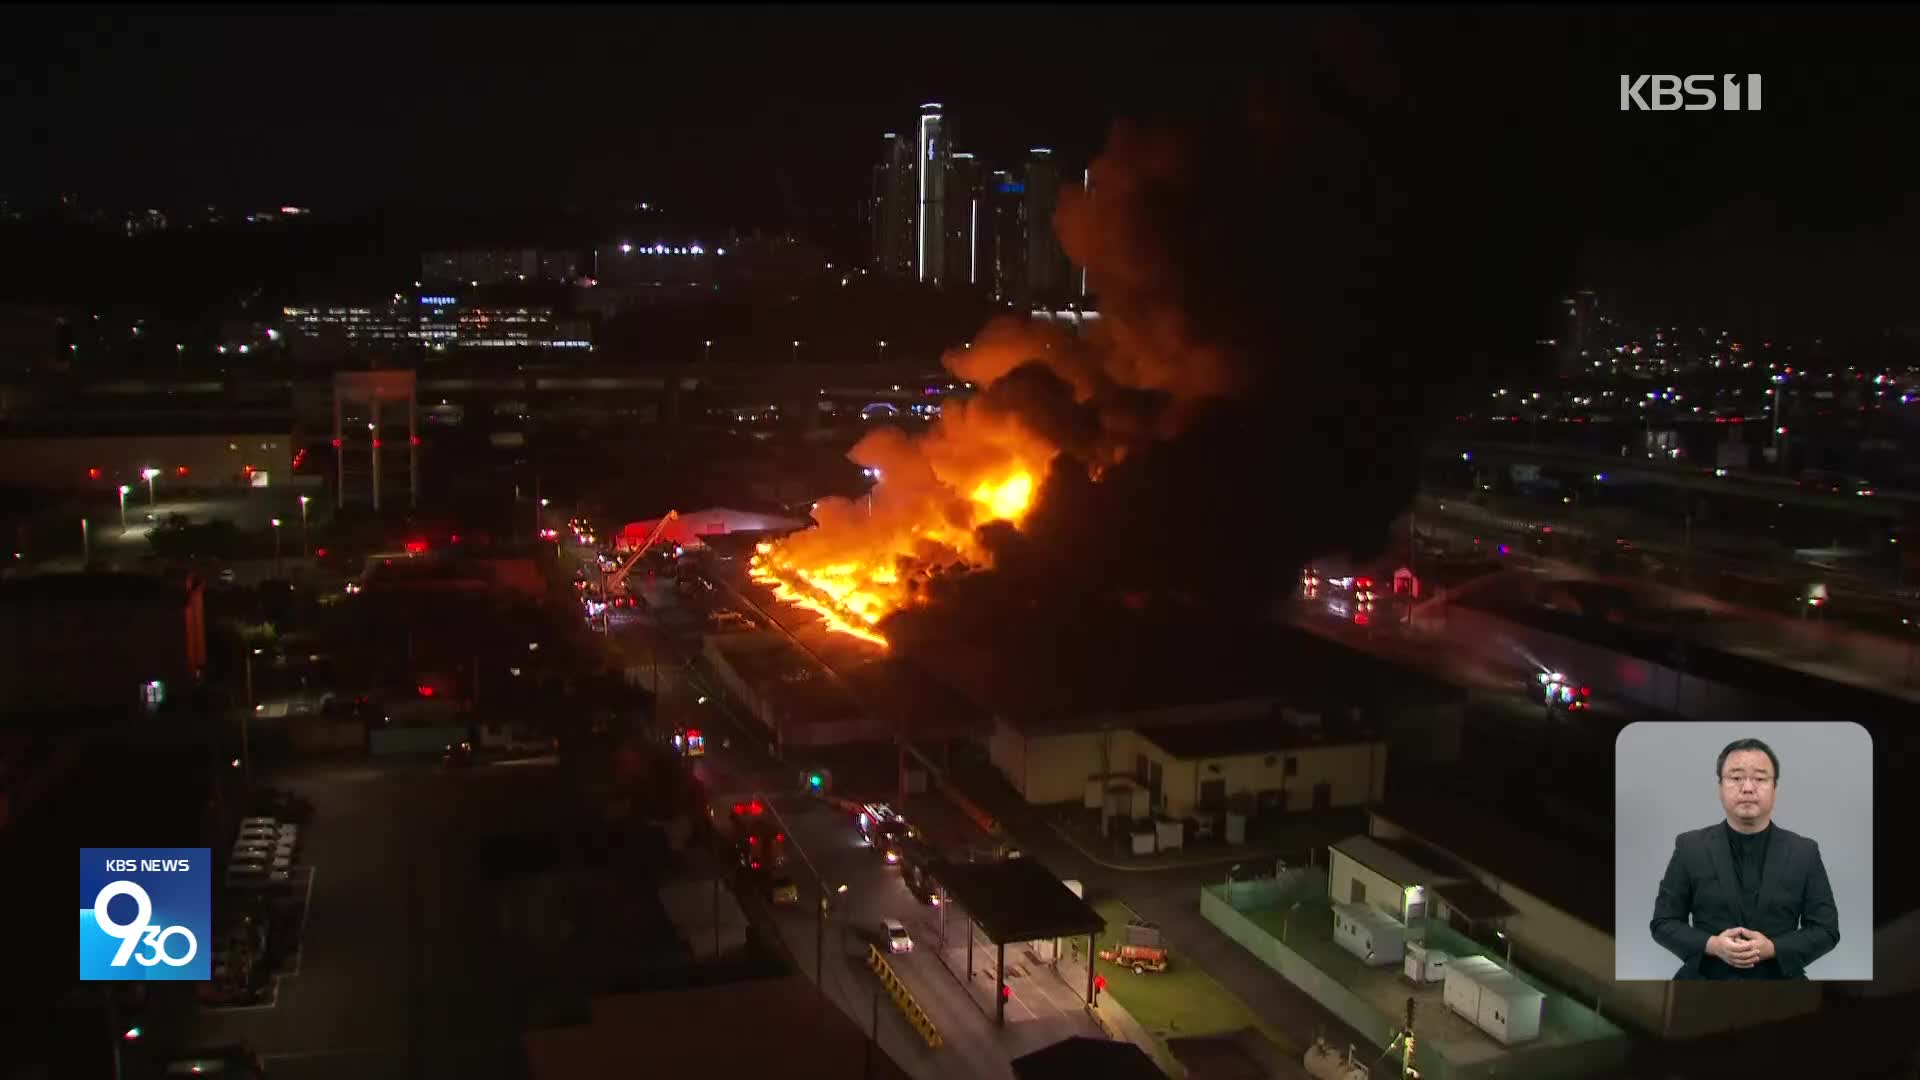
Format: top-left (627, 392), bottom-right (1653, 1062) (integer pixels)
top-left (5, 5), bottom-right (1919, 336)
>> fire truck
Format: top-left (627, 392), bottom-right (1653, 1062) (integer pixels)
top-left (671, 726), bottom-right (706, 757)
top-left (857, 803), bottom-right (916, 866)
top-left (1301, 567), bottom-right (1381, 627)
top-left (730, 799), bottom-right (787, 873)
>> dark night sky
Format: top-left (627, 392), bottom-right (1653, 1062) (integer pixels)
top-left (5, 5), bottom-right (1919, 337)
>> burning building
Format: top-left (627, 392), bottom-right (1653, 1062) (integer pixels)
top-left (750, 69), bottom-right (1559, 651)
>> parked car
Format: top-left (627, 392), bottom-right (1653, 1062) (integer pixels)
top-left (768, 876), bottom-right (800, 905)
top-left (883, 918), bottom-right (913, 954)
top-left (225, 862), bottom-right (291, 892)
top-left (441, 740), bottom-right (474, 769)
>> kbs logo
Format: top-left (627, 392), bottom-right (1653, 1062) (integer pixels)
top-left (1620, 74), bottom-right (1763, 111)
top-left (79, 848), bottom-right (211, 981)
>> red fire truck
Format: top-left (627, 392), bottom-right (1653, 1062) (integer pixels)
top-left (730, 799), bottom-right (787, 873)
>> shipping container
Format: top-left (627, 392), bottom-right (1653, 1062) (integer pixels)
top-left (1331, 901), bottom-right (1406, 966)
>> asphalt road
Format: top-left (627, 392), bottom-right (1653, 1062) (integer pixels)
top-left (573, 543), bottom-right (1106, 1080)
top-left (569, 537), bottom-right (1385, 1075)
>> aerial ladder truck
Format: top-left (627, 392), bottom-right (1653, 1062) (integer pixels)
top-left (586, 510), bottom-right (679, 617)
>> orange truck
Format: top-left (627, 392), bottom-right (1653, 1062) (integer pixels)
top-left (1099, 942), bottom-right (1169, 974)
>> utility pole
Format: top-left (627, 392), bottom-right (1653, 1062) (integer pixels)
top-left (1400, 996), bottom-right (1420, 1079)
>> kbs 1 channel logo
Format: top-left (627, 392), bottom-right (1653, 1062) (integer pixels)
top-left (79, 848), bottom-right (211, 981)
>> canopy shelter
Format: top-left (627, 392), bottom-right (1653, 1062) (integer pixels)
top-left (1013, 1036), bottom-right (1162, 1080)
top-left (927, 856), bottom-right (1105, 1026)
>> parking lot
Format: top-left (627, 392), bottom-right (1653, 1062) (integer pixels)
top-left (181, 754), bottom-right (580, 1079)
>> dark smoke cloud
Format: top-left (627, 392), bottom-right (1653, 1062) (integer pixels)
top-left (894, 14), bottom-right (1571, 640)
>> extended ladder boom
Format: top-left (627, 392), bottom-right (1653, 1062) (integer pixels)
top-left (605, 510), bottom-right (679, 595)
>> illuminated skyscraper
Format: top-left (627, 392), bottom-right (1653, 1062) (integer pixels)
top-left (870, 133), bottom-right (916, 279)
top-left (1024, 148), bottom-right (1071, 304)
top-left (917, 103), bottom-right (948, 286)
top-left (985, 170), bottom-right (1028, 304)
top-left (944, 152), bottom-right (984, 290)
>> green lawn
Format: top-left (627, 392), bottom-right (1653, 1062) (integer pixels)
top-left (1090, 899), bottom-right (1284, 1046)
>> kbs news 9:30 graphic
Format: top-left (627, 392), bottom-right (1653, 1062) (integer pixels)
top-left (79, 848), bottom-right (211, 982)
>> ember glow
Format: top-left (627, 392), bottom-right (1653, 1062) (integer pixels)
top-left (750, 395), bottom-right (1057, 646)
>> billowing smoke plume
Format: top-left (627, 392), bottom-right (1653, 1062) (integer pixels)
top-left (766, 16), bottom-right (1570, 644)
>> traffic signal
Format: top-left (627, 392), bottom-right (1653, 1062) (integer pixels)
top-left (808, 772), bottom-right (823, 790)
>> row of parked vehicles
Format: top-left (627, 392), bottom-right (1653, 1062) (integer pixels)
top-left (201, 788), bottom-right (313, 1010)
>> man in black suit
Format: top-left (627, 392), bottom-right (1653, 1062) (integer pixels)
top-left (1649, 737), bottom-right (1841, 980)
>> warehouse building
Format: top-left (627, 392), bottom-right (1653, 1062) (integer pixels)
top-left (907, 618), bottom-right (1457, 823)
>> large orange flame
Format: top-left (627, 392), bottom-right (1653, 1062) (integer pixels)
top-left (749, 395), bottom-right (1056, 646)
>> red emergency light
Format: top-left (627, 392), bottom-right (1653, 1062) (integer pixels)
top-left (404, 539), bottom-right (428, 554)
top-left (175, 465), bottom-right (189, 477)
top-left (417, 685), bottom-right (434, 697)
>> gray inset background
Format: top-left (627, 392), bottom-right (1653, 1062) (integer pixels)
top-left (1614, 721), bottom-right (1874, 980)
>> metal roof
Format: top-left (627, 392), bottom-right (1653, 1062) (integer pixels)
top-left (1329, 834), bottom-right (1458, 891)
top-left (930, 856), bottom-right (1105, 944)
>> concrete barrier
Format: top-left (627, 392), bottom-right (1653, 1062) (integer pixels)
top-left (867, 943), bottom-right (942, 1048)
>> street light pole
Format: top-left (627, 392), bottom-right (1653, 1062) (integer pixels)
top-left (118, 485), bottom-right (130, 533)
top-left (298, 496), bottom-right (310, 558)
top-left (703, 339), bottom-right (712, 364)
top-left (792, 340), bottom-right (802, 365)
top-left (243, 647), bottom-right (262, 787)
top-left (142, 468), bottom-right (159, 508)
top-left (816, 895), bottom-right (828, 987)
top-left (270, 518), bottom-right (282, 577)
top-left (876, 340), bottom-right (887, 365)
